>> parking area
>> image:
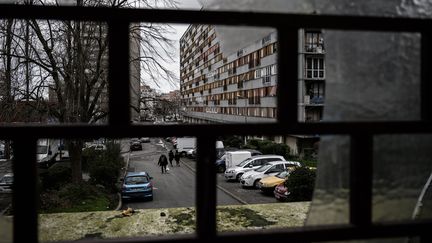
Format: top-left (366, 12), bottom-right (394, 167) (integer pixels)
top-left (179, 156), bottom-right (280, 205)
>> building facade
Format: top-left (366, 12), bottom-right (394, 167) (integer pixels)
top-left (179, 25), bottom-right (324, 156)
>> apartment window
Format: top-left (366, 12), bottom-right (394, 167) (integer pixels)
top-left (237, 49), bottom-right (243, 57)
top-left (255, 69), bottom-right (261, 79)
top-left (271, 64), bottom-right (277, 75)
top-left (305, 57), bottom-right (325, 79)
top-left (307, 82), bottom-right (325, 98)
top-left (262, 34), bottom-right (271, 45)
top-left (305, 31), bottom-right (324, 53)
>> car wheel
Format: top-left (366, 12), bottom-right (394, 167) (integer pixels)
top-left (217, 165), bottom-right (225, 173)
top-left (253, 179), bottom-right (260, 188)
top-left (236, 173), bottom-right (243, 181)
top-left (181, 151), bottom-right (187, 157)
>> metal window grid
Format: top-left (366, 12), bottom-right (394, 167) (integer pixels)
top-left (0, 4), bottom-right (431, 243)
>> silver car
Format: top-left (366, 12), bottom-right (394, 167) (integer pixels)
top-left (240, 161), bottom-right (301, 188)
top-left (224, 155), bottom-right (285, 181)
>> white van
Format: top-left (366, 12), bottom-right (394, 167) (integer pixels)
top-left (37, 139), bottom-right (58, 163)
top-left (176, 137), bottom-right (196, 156)
top-left (225, 151), bottom-right (252, 169)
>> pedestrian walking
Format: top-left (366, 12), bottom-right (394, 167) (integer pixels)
top-left (168, 150), bottom-right (174, 167)
top-left (174, 149), bottom-right (181, 166)
top-left (158, 154), bottom-right (168, 173)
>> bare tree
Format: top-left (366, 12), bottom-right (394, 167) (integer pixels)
top-left (0, 0), bottom-right (178, 183)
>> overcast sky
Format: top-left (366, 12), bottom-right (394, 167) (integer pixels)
top-left (146, 0), bottom-right (202, 94)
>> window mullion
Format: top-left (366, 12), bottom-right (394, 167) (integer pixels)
top-left (108, 21), bottom-right (130, 125)
top-left (195, 136), bottom-right (217, 240)
top-left (350, 134), bottom-right (373, 226)
top-left (421, 30), bottom-right (432, 121)
top-left (12, 138), bottom-right (38, 243)
top-left (277, 28), bottom-right (298, 124)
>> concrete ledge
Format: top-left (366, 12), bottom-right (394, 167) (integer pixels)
top-left (38, 202), bottom-right (310, 242)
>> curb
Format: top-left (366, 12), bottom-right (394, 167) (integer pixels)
top-left (1, 203), bottom-right (11, 216)
top-left (180, 159), bottom-right (248, 205)
top-left (116, 148), bottom-right (131, 211)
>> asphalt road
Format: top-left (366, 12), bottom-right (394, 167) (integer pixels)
top-left (123, 138), bottom-right (239, 209)
top-left (180, 156), bottom-right (278, 205)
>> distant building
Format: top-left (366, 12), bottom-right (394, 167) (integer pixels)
top-left (179, 25), bottom-right (325, 157)
top-left (140, 85), bottom-right (157, 121)
top-left (160, 90), bottom-right (180, 101)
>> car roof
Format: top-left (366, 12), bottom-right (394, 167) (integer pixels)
top-left (250, 154), bottom-right (284, 159)
top-left (125, 172), bottom-right (149, 177)
top-left (266, 161), bottom-right (289, 165)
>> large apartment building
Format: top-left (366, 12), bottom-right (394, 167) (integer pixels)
top-left (179, 26), bottom-right (325, 156)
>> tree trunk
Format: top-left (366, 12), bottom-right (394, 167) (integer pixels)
top-left (68, 0), bottom-right (85, 184)
top-left (68, 140), bottom-right (83, 183)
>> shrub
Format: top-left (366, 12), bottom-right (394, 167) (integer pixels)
top-left (284, 167), bottom-right (316, 202)
top-left (39, 182), bottom-right (115, 213)
top-left (39, 164), bottom-right (71, 190)
top-left (246, 139), bottom-right (262, 149)
top-left (82, 146), bottom-right (104, 172)
top-left (260, 142), bottom-right (290, 158)
top-left (245, 139), bottom-right (291, 158)
top-left (222, 136), bottom-right (244, 148)
top-left (87, 142), bottom-right (124, 191)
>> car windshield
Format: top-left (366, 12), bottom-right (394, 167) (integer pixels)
top-left (255, 164), bottom-right (272, 172)
top-left (276, 171), bottom-right (289, 179)
top-left (36, 145), bottom-right (48, 154)
top-left (238, 158), bottom-right (252, 167)
top-left (125, 176), bottom-right (149, 185)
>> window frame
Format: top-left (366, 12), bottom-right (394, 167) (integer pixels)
top-left (0, 4), bottom-right (431, 243)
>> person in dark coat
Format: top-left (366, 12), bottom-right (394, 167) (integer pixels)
top-left (174, 149), bottom-right (181, 166)
top-left (158, 154), bottom-right (168, 173)
top-left (168, 150), bottom-right (174, 167)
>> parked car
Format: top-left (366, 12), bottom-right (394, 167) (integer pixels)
top-left (140, 137), bottom-right (150, 143)
top-left (0, 173), bottom-right (13, 193)
top-left (216, 149), bottom-right (262, 173)
top-left (257, 170), bottom-right (291, 194)
top-left (186, 149), bottom-right (196, 159)
top-left (240, 161), bottom-right (301, 188)
top-left (130, 141), bottom-right (142, 151)
top-left (83, 143), bottom-right (107, 151)
top-left (121, 172), bottom-right (153, 201)
top-left (224, 154), bottom-right (285, 181)
top-left (274, 182), bottom-right (290, 201)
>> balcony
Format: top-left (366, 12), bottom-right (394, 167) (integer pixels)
top-left (304, 44), bottom-right (325, 54)
top-left (304, 95), bottom-right (324, 106)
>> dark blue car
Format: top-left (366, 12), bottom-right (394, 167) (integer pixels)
top-left (121, 172), bottom-right (153, 201)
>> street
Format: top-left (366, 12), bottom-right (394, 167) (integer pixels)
top-left (123, 138), bottom-right (239, 209)
top-left (0, 138), bottom-right (283, 214)
top-left (122, 138), bottom-right (279, 210)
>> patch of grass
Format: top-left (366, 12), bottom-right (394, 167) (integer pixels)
top-left (45, 195), bottom-right (111, 213)
top-left (39, 182), bottom-right (117, 213)
top-left (168, 208), bottom-right (196, 233)
top-left (217, 207), bottom-right (276, 228)
top-left (173, 213), bottom-right (194, 226)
